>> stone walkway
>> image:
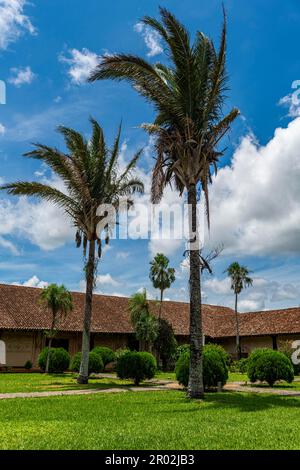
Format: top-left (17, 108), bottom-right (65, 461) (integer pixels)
top-left (1, 379), bottom-right (300, 400)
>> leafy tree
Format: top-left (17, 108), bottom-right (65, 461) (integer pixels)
top-left (149, 253), bottom-right (175, 318)
top-left (154, 318), bottom-right (177, 370)
top-left (89, 8), bottom-right (238, 398)
top-left (129, 290), bottom-right (159, 351)
top-left (40, 284), bottom-right (73, 373)
top-left (1, 119), bottom-right (144, 383)
top-left (225, 262), bottom-right (253, 359)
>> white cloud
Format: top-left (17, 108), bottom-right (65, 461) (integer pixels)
top-left (238, 299), bottom-right (264, 312)
top-left (0, 123), bottom-right (5, 135)
top-left (203, 277), bottom-right (231, 295)
top-left (206, 117), bottom-right (300, 256)
top-left (0, 0), bottom-right (36, 50)
top-left (134, 22), bottom-right (163, 57)
top-left (59, 48), bottom-right (99, 84)
top-left (8, 66), bottom-right (36, 87)
top-left (12, 275), bottom-right (48, 288)
top-left (96, 273), bottom-right (120, 287)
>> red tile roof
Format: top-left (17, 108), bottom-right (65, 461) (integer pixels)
top-left (0, 283), bottom-right (299, 338)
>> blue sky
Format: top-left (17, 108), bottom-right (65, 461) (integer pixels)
top-left (1, 0), bottom-right (300, 312)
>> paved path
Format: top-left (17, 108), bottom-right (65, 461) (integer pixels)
top-left (1, 379), bottom-right (300, 400)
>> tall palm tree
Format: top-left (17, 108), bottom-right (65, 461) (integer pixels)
top-left (89, 8), bottom-right (239, 398)
top-left (149, 253), bottom-right (175, 318)
top-left (225, 262), bottom-right (253, 359)
top-left (40, 283), bottom-right (73, 373)
top-left (1, 119), bottom-right (144, 384)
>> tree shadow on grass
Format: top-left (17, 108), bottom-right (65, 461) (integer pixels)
top-left (201, 392), bottom-right (300, 412)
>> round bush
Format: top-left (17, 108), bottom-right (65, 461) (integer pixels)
top-left (70, 351), bottom-right (104, 375)
top-left (247, 348), bottom-right (294, 386)
top-left (38, 347), bottom-right (70, 373)
top-left (92, 347), bottom-right (115, 369)
top-left (116, 351), bottom-right (156, 385)
top-left (175, 344), bottom-right (229, 388)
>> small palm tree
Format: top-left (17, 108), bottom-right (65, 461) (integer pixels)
top-left (129, 290), bottom-right (158, 351)
top-left (149, 253), bottom-right (175, 318)
top-left (40, 283), bottom-right (73, 373)
top-left (1, 119), bottom-right (144, 383)
top-left (225, 262), bottom-right (253, 359)
top-left (89, 8), bottom-right (239, 398)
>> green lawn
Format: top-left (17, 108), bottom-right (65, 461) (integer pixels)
top-left (1, 390), bottom-right (300, 449)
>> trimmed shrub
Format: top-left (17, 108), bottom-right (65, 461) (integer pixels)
top-left (24, 360), bottom-right (33, 370)
top-left (38, 347), bottom-right (70, 373)
top-left (92, 347), bottom-right (115, 369)
top-left (70, 351), bottom-right (103, 375)
top-left (116, 351), bottom-right (156, 385)
top-left (247, 348), bottom-right (294, 387)
top-left (175, 344), bottom-right (229, 388)
top-left (115, 348), bottom-right (131, 361)
top-left (230, 358), bottom-right (249, 374)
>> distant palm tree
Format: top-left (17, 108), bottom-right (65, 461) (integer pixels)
top-left (225, 262), bottom-right (253, 359)
top-left (1, 119), bottom-right (144, 383)
top-left (89, 8), bottom-right (239, 398)
top-left (40, 283), bottom-right (73, 373)
top-left (149, 253), bottom-right (175, 318)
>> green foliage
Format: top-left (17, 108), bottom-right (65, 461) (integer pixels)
top-left (114, 348), bottom-right (131, 361)
top-left (116, 351), bottom-right (157, 385)
top-left (38, 347), bottom-right (70, 373)
top-left (225, 262), bottom-right (253, 295)
top-left (70, 352), bottom-right (103, 375)
top-left (175, 344), bottom-right (229, 388)
top-left (92, 347), bottom-right (115, 369)
top-left (175, 344), bottom-right (190, 360)
top-left (247, 348), bottom-right (294, 387)
top-left (230, 358), bottom-right (249, 374)
top-left (129, 290), bottom-right (159, 347)
top-left (154, 318), bottom-right (177, 370)
top-left (24, 360), bottom-right (33, 370)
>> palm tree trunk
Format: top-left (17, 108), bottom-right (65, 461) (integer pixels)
top-left (159, 289), bottom-right (163, 319)
top-left (187, 184), bottom-right (204, 399)
top-left (235, 293), bottom-right (241, 360)
top-left (45, 336), bottom-right (53, 374)
top-left (77, 239), bottom-right (95, 384)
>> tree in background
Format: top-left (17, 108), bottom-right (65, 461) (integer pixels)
top-left (225, 262), bottom-right (253, 359)
top-left (154, 319), bottom-right (177, 371)
top-left (90, 8), bottom-right (239, 398)
top-left (2, 119), bottom-right (144, 384)
top-left (149, 253), bottom-right (175, 318)
top-left (129, 290), bottom-right (159, 351)
top-left (40, 284), bottom-right (73, 373)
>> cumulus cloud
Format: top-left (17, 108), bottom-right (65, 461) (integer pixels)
top-left (0, 0), bottom-right (36, 50)
top-left (12, 275), bottom-right (48, 288)
top-left (206, 117), bottom-right (300, 256)
top-left (96, 273), bottom-right (121, 287)
top-left (8, 66), bottom-right (36, 87)
top-left (59, 48), bottom-right (99, 84)
top-left (134, 22), bottom-right (163, 57)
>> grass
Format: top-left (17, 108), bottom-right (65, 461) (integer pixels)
top-left (1, 390), bottom-right (300, 449)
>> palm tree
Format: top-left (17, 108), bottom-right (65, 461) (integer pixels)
top-left (129, 290), bottom-right (158, 351)
top-left (225, 262), bottom-right (253, 359)
top-left (40, 283), bottom-right (73, 373)
top-left (149, 253), bottom-right (175, 318)
top-left (89, 8), bottom-right (239, 398)
top-left (1, 119), bottom-right (144, 384)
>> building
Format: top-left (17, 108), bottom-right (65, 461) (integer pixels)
top-left (0, 283), bottom-right (299, 367)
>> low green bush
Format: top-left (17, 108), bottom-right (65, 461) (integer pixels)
top-left (38, 347), bottom-right (70, 373)
top-left (91, 347), bottom-right (115, 369)
top-left (230, 357), bottom-right (249, 373)
top-left (247, 348), bottom-right (294, 387)
top-left (70, 351), bottom-right (104, 375)
top-left (175, 344), bottom-right (190, 360)
top-left (24, 360), bottom-right (33, 370)
top-left (116, 351), bottom-right (156, 385)
top-left (175, 344), bottom-right (229, 388)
